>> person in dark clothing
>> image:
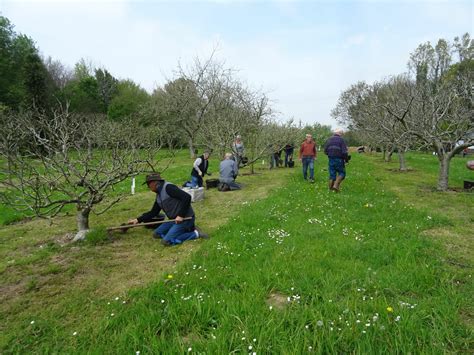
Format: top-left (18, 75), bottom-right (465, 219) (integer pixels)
top-left (187, 151), bottom-right (210, 188)
top-left (128, 173), bottom-right (209, 246)
top-left (284, 144), bottom-right (294, 167)
top-left (275, 148), bottom-right (283, 167)
top-left (323, 128), bottom-right (349, 192)
top-left (270, 146), bottom-right (282, 169)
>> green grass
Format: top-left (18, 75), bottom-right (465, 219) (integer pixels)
top-left (0, 152), bottom-right (472, 353)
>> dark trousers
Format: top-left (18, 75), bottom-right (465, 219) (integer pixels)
top-left (285, 152), bottom-right (293, 167)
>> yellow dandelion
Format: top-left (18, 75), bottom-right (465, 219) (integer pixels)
top-left (167, 274), bottom-right (173, 279)
top-left (386, 306), bottom-right (393, 312)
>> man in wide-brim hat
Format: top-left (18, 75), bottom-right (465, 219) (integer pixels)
top-left (128, 173), bottom-right (209, 245)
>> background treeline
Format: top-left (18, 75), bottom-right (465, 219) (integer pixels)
top-left (0, 16), bottom-right (148, 119)
top-left (0, 15), bottom-right (337, 156)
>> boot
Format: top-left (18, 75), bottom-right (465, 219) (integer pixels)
top-left (329, 180), bottom-right (334, 191)
top-left (333, 176), bottom-right (344, 192)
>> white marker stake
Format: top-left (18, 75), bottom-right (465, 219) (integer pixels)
top-left (131, 177), bottom-right (136, 195)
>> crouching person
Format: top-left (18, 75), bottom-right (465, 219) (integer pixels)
top-left (219, 153), bottom-right (241, 191)
top-left (128, 173), bottom-right (208, 246)
top-left (186, 151), bottom-right (211, 188)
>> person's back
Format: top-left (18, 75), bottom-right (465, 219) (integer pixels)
top-left (324, 134), bottom-right (348, 159)
top-left (324, 129), bottom-right (348, 192)
top-left (219, 158), bottom-right (237, 183)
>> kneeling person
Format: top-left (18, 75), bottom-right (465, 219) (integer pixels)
top-left (187, 151), bottom-right (210, 188)
top-left (128, 173), bottom-right (208, 246)
top-left (219, 153), bottom-right (241, 190)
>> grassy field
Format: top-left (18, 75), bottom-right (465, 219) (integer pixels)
top-left (0, 151), bottom-right (472, 353)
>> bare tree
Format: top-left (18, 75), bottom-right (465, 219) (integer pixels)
top-left (199, 83), bottom-right (299, 173)
top-left (406, 36), bottom-right (474, 190)
top-left (198, 81), bottom-right (251, 157)
top-left (331, 80), bottom-right (414, 169)
top-left (334, 34), bottom-right (474, 188)
top-left (0, 106), bottom-right (164, 240)
top-left (150, 55), bottom-right (234, 158)
top-left (407, 75), bottom-right (473, 190)
top-left (369, 76), bottom-right (415, 170)
top-left (43, 56), bottom-right (74, 90)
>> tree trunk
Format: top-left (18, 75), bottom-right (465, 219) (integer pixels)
top-left (437, 154), bottom-right (451, 191)
top-left (382, 147), bottom-right (386, 161)
top-left (73, 208), bottom-right (90, 241)
top-left (398, 150), bottom-right (407, 171)
top-left (250, 162), bottom-right (255, 174)
top-left (188, 138), bottom-right (196, 159)
top-left (385, 148), bottom-right (393, 162)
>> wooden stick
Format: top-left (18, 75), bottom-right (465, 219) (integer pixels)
top-left (106, 217), bottom-right (193, 231)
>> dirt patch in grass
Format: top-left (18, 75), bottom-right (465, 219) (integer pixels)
top-left (266, 292), bottom-right (289, 310)
top-left (459, 308), bottom-right (474, 329)
top-left (448, 187), bottom-right (474, 193)
top-left (416, 184), bottom-right (473, 194)
top-left (421, 227), bottom-right (473, 264)
top-left (181, 332), bottom-right (201, 345)
top-left (420, 227), bottom-right (473, 276)
top-left (55, 233), bottom-right (75, 246)
top-left (386, 168), bottom-right (416, 173)
top-left (0, 283), bottom-right (24, 303)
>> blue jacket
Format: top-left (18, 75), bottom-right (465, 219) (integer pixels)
top-left (324, 134), bottom-right (348, 159)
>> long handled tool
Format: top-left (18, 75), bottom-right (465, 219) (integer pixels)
top-left (107, 217), bottom-right (193, 233)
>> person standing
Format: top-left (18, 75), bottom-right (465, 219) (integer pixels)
top-left (232, 135), bottom-right (245, 168)
top-left (269, 145), bottom-right (282, 169)
top-left (128, 173), bottom-right (208, 246)
top-left (324, 128), bottom-right (349, 192)
top-left (299, 134), bottom-right (317, 183)
top-left (189, 151), bottom-right (210, 188)
top-left (284, 143), bottom-right (294, 167)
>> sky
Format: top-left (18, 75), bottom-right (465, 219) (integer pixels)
top-left (1, 0), bottom-right (473, 126)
